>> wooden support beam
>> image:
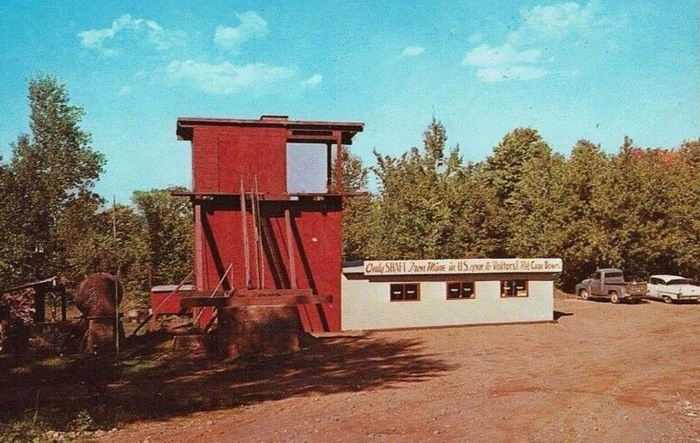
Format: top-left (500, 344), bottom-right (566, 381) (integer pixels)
top-left (173, 191), bottom-right (367, 199)
top-left (326, 142), bottom-right (332, 192)
top-left (335, 135), bottom-right (344, 193)
top-left (286, 134), bottom-right (343, 143)
top-left (34, 292), bottom-right (45, 323)
top-left (240, 178), bottom-right (251, 288)
top-left (285, 208), bottom-right (297, 289)
top-left (181, 293), bottom-right (332, 308)
top-left (180, 288), bottom-right (313, 299)
top-left (252, 175), bottom-right (263, 289)
top-left (194, 203), bottom-right (205, 291)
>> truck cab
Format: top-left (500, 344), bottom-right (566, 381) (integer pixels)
top-left (576, 268), bottom-right (646, 303)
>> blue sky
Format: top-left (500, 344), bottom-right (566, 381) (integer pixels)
top-left (0, 0), bottom-right (697, 202)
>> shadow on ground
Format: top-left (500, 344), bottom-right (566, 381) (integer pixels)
top-left (579, 297), bottom-right (649, 305)
top-left (0, 332), bottom-right (456, 430)
top-left (553, 311), bottom-right (573, 321)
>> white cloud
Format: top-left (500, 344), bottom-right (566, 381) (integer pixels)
top-left (463, 44), bottom-right (541, 67)
top-left (463, 43), bottom-right (545, 82)
top-left (401, 46), bottom-right (425, 57)
top-left (166, 60), bottom-right (295, 94)
top-left (476, 66), bottom-right (548, 83)
top-left (78, 14), bottom-right (184, 55)
top-left (510, 1), bottom-right (610, 44)
top-left (214, 11), bottom-right (268, 49)
top-left (301, 74), bottom-right (323, 88)
top-left (467, 32), bottom-right (483, 44)
top-left (462, 1), bottom-right (617, 82)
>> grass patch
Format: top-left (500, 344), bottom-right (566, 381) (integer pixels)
top-left (119, 358), bottom-right (164, 376)
top-left (35, 356), bottom-right (72, 370)
top-left (0, 417), bottom-right (53, 443)
top-left (0, 342), bottom-right (231, 432)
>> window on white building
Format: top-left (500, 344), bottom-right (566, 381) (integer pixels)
top-left (446, 282), bottom-right (475, 299)
top-left (390, 283), bottom-right (420, 301)
top-left (501, 280), bottom-right (528, 297)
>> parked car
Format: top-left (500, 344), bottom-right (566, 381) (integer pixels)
top-left (576, 268), bottom-right (647, 303)
top-left (646, 275), bottom-right (700, 304)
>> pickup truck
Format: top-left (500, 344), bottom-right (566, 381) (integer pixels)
top-left (576, 268), bottom-right (647, 303)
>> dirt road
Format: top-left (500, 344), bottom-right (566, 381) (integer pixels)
top-left (102, 298), bottom-right (700, 442)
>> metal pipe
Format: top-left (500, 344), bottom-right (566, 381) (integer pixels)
top-left (113, 195), bottom-right (119, 357)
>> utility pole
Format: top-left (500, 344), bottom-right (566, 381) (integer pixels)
top-left (112, 195), bottom-right (120, 357)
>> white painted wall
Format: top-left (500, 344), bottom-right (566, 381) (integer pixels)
top-left (341, 276), bottom-right (553, 331)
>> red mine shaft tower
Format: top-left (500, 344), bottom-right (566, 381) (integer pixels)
top-left (175, 115), bottom-right (364, 333)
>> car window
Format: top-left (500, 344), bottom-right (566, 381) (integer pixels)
top-left (594, 272), bottom-right (601, 280)
top-left (605, 272), bottom-right (623, 279)
top-left (667, 279), bottom-right (690, 285)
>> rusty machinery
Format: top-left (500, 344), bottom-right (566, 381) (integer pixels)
top-left (74, 272), bottom-right (124, 353)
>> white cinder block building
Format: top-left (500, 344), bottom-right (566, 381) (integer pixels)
top-left (341, 258), bottom-right (562, 331)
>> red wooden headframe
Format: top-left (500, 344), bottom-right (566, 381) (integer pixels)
top-left (176, 115), bottom-right (364, 332)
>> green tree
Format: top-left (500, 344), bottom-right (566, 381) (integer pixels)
top-left (358, 119), bottom-right (502, 259)
top-left (506, 150), bottom-right (568, 258)
top-left (0, 75), bottom-right (105, 287)
top-left (132, 187), bottom-right (193, 287)
top-left (62, 204), bottom-right (149, 299)
top-left (368, 119), bottom-right (458, 259)
top-left (340, 146), bottom-right (369, 192)
top-left (674, 138), bottom-right (700, 278)
top-left (0, 154), bottom-right (28, 287)
top-left (556, 140), bottom-right (610, 287)
top-left (343, 194), bottom-right (378, 261)
top-left (483, 128), bottom-right (551, 205)
top-left (445, 163), bottom-right (503, 258)
top-left (678, 138), bottom-right (700, 167)
top-left (340, 146), bottom-right (375, 261)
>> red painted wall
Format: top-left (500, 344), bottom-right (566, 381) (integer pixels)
top-left (192, 126), bottom-right (287, 194)
top-left (197, 199), bottom-right (342, 332)
top-left (189, 123), bottom-right (343, 332)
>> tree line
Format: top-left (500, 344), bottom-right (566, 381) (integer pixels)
top-left (344, 120), bottom-right (700, 289)
top-left (2, 75), bottom-right (699, 301)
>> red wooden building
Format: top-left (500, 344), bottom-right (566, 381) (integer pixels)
top-left (175, 115), bottom-right (364, 332)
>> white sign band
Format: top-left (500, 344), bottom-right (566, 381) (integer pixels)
top-left (363, 258), bottom-right (563, 276)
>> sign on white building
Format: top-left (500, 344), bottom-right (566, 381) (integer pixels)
top-left (341, 258), bottom-right (563, 331)
top-left (363, 258), bottom-right (563, 276)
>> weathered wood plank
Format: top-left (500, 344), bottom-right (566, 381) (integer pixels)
top-left (180, 293), bottom-right (331, 308)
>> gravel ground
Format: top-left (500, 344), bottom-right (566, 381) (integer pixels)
top-left (102, 298), bottom-right (700, 442)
